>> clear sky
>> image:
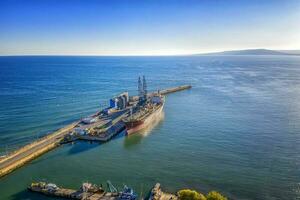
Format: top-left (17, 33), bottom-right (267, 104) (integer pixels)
top-left (0, 0), bottom-right (300, 55)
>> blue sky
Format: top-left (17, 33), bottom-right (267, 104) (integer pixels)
top-left (0, 0), bottom-right (299, 55)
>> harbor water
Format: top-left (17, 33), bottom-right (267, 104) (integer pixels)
top-left (0, 55), bottom-right (300, 200)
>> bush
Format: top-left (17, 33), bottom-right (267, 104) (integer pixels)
top-left (177, 189), bottom-right (207, 200)
top-left (206, 191), bottom-right (227, 200)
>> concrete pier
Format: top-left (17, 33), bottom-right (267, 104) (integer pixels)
top-left (0, 122), bottom-right (77, 178)
top-left (131, 84), bottom-right (192, 101)
top-left (0, 85), bottom-right (191, 178)
top-left (78, 121), bottom-right (126, 142)
top-left (159, 85), bottom-right (192, 95)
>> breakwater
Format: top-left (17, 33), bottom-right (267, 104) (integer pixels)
top-left (159, 85), bottom-right (192, 95)
top-left (131, 85), bottom-right (192, 101)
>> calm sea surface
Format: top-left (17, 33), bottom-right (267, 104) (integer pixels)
top-left (0, 56), bottom-right (300, 200)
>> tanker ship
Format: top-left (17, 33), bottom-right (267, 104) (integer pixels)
top-left (123, 76), bottom-right (165, 135)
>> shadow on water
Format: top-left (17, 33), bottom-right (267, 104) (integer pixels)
top-left (112, 129), bottom-right (127, 140)
top-left (11, 189), bottom-right (64, 200)
top-left (123, 112), bottom-right (165, 149)
top-left (29, 140), bottom-right (101, 165)
top-left (123, 134), bottom-right (144, 148)
top-left (30, 146), bottom-right (66, 165)
top-left (67, 128), bottom-right (127, 155)
top-left (67, 140), bottom-right (100, 155)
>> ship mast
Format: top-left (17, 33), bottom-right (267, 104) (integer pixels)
top-left (138, 76), bottom-right (143, 99)
top-left (142, 75), bottom-right (147, 100)
top-left (138, 76), bottom-right (147, 105)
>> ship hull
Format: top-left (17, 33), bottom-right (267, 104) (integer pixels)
top-left (126, 103), bottom-right (164, 135)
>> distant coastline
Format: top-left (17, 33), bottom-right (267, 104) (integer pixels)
top-left (194, 49), bottom-right (300, 56)
top-left (0, 49), bottom-right (300, 57)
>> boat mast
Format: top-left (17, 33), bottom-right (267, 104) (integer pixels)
top-left (138, 76), bottom-right (147, 105)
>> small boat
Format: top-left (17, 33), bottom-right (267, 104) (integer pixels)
top-left (119, 185), bottom-right (138, 200)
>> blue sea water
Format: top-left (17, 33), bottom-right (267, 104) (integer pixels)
top-left (0, 55), bottom-right (300, 200)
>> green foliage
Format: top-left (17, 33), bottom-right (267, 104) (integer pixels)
top-left (177, 189), bottom-right (207, 200)
top-left (206, 191), bottom-right (227, 200)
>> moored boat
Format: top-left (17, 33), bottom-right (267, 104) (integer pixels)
top-left (123, 76), bottom-right (165, 135)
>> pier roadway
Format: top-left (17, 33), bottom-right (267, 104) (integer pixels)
top-left (0, 122), bottom-right (77, 178)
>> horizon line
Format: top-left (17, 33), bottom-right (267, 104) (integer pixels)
top-left (1, 48), bottom-right (300, 57)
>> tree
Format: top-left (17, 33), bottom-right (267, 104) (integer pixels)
top-left (206, 191), bottom-right (227, 200)
top-left (177, 189), bottom-right (207, 200)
